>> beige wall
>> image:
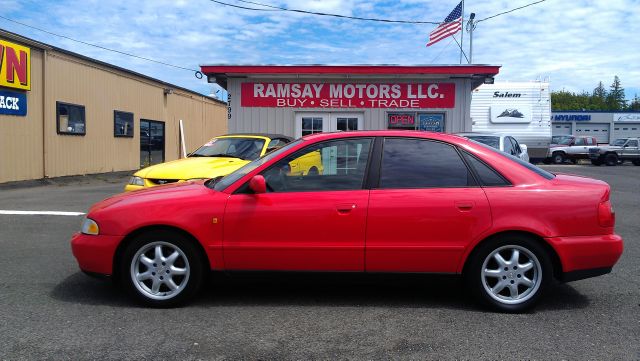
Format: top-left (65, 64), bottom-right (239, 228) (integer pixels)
top-left (0, 40), bottom-right (227, 183)
top-left (0, 48), bottom-right (44, 183)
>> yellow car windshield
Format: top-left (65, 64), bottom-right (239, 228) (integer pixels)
top-left (191, 138), bottom-right (266, 161)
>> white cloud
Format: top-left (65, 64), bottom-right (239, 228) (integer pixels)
top-left (0, 0), bottom-right (637, 98)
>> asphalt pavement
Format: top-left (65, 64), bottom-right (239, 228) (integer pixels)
top-left (0, 166), bottom-right (638, 360)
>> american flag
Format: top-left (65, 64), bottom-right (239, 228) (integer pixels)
top-left (427, 1), bottom-right (463, 47)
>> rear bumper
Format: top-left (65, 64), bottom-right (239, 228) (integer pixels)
top-left (71, 232), bottom-right (123, 275)
top-left (546, 234), bottom-right (623, 276)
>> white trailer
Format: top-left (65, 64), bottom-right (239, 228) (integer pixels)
top-left (470, 82), bottom-right (552, 160)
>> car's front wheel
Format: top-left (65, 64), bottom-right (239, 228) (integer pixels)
top-left (465, 235), bottom-right (552, 313)
top-left (120, 231), bottom-right (204, 307)
top-left (552, 152), bottom-right (565, 164)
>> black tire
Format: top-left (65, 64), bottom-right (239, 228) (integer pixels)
top-left (632, 159), bottom-right (640, 166)
top-left (604, 153), bottom-right (618, 166)
top-left (307, 166), bottom-right (319, 176)
top-left (119, 230), bottom-right (204, 307)
top-left (591, 159), bottom-right (603, 166)
top-left (464, 234), bottom-right (553, 313)
top-left (552, 152), bottom-right (565, 164)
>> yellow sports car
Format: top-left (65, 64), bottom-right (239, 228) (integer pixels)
top-left (125, 134), bottom-right (293, 191)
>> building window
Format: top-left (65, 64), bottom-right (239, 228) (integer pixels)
top-left (301, 117), bottom-right (323, 136)
top-left (56, 102), bottom-right (85, 135)
top-left (114, 110), bottom-right (134, 137)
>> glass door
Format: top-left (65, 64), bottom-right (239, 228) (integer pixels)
top-left (140, 119), bottom-right (165, 168)
top-left (295, 113), bottom-right (330, 138)
top-left (331, 113), bottom-right (363, 132)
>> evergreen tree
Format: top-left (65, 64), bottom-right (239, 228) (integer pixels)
top-left (606, 76), bottom-right (626, 110)
top-left (629, 94), bottom-right (640, 111)
top-left (592, 81), bottom-right (607, 109)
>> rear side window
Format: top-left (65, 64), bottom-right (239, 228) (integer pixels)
top-left (379, 138), bottom-right (475, 188)
top-left (461, 151), bottom-right (510, 186)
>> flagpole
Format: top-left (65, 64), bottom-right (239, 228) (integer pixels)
top-left (459, 0), bottom-right (464, 64)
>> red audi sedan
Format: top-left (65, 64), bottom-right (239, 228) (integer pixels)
top-left (71, 131), bottom-right (623, 312)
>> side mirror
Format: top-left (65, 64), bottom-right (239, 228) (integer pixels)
top-left (520, 144), bottom-right (528, 152)
top-left (249, 175), bottom-right (267, 194)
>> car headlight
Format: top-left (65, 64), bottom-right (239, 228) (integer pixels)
top-left (81, 218), bottom-right (100, 235)
top-left (129, 176), bottom-right (144, 186)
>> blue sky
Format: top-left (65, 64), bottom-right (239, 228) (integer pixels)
top-left (1, 0), bottom-right (639, 101)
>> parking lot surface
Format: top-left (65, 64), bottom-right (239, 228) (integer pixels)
top-left (0, 166), bottom-right (638, 360)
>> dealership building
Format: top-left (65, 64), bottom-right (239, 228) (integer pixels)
top-left (551, 111), bottom-right (640, 143)
top-left (0, 30), bottom-right (227, 184)
top-left (200, 65), bottom-right (500, 138)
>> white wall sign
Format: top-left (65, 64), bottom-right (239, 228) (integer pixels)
top-left (490, 105), bottom-right (532, 124)
top-left (614, 113), bottom-right (640, 122)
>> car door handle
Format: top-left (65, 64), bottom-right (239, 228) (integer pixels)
top-left (455, 202), bottom-right (474, 211)
top-left (336, 203), bottom-right (356, 214)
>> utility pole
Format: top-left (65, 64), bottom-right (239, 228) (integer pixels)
top-left (466, 13), bottom-right (477, 64)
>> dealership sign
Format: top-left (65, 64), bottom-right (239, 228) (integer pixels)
top-left (241, 82), bottom-right (455, 108)
top-left (0, 39), bottom-right (30, 91)
top-left (0, 89), bottom-right (27, 116)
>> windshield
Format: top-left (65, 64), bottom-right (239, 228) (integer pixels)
top-left (465, 136), bottom-right (500, 149)
top-left (558, 137), bottom-right (574, 145)
top-left (190, 137), bottom-right (266, 161)
top-left (612, 138), bottom-right (627, 146)
top-left (212, 139), bottom-right (303, 191)
top-left (552, 135), bottom-right (572, 144)
top-left (467, 139), bottom-right (555, 180)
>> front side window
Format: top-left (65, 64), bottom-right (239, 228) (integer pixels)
top-left (260, 138), bottom-right (372, 193)
top-left (57, 102), bottom-right (85, 135)
top-left (626, 140), bottom-right (638, 147)
top-left (379, 138), bottom-right (474, 189)
top-left (191, 137), bottom-right (266, 161)
top-left (574, 138), bottom-right (587, 146)
top-left (114, 111), bottom-right (134, 137)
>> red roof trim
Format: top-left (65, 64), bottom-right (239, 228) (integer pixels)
top-left (200, 65), bottom-right (500, 76)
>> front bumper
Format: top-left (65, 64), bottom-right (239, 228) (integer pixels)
top-left (546, 234), bottom-right (623, 278)
top-left (71, 232), bottom-right (124, 275)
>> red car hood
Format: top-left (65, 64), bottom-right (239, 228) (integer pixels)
top-left (89, 181), bottom-right (214, 213)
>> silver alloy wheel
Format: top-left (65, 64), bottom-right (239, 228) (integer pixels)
top-left (130, 241), bottom-right (190, 300)
top-left (481, 245), bottom-right (542, 305)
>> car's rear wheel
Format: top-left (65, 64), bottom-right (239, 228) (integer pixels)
top-left (552, 152), bottom-right (565, 164)
top-left (120, 231), bottom-right (204, 307)
top-left (605, 153), bottom-right (618, 166)
top-left (465, 235), bottom-right (552, 313)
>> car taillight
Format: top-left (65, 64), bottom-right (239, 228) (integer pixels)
top-left (598, 200), bottom-right (615, 228)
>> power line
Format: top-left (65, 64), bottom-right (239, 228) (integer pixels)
top-left (209, 0), bottom-right (441, 24)
top-left (0, 15), bottom-right (203, 77)
top-left (477, 0), bottom-right (548, 22)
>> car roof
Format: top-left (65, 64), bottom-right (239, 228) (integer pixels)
top-left (218, 133), bottom-right (294, 141)
top-left (301, 130), bottom-right (471, 144)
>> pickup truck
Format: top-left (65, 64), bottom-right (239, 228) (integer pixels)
top-left (589, 138), bottom-right (640, 166)
top-left (545, 135), bottom-right (599, 164)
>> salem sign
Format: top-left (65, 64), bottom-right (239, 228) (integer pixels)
top-left (0, 39), bottom-right (30, 91)
top-left (241, 82), bottom-right (455, 108)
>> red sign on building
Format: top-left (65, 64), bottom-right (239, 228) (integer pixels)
top-left (241, 82), bottom-right (455, 109)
